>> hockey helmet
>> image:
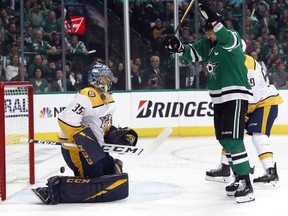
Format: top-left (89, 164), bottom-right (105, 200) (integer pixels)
top-left (202, 21), bottom-right (214, 32)
top-left (87, 63), bottom-right (113, 92)
top-left (201, 14), bottom-right (225, 32)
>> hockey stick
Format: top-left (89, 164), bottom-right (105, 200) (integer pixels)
top-left (148, 127), bottom-right (173, 153)
top-left (88, 50), bottom-right (96, 54)
top-left (20, 127), bottom-right (173, 155)
top-left (174, 0), bottom-right (195, 35)
top-left (20, 138), bottom-right (144, 155)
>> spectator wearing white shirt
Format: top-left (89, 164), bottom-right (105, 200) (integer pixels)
top-left (5, 54), bottom-right (19, 81)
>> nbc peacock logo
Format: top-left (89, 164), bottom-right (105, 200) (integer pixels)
top-left (39, 107), bottom-right (53, 118)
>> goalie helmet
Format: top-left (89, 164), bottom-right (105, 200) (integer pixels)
top-left (88, 63), bottom-right (113, 92)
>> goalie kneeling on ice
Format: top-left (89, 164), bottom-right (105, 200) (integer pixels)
top-left (46, 173), bottom-right (129, 204)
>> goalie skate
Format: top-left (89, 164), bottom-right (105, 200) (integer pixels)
top-left (253, 163), bottom-right (279, 186)
top-left (32, 187), bottom-right (51, 204)
top-left (205, 164), bottom-right (231, 182)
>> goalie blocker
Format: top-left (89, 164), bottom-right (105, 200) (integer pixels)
top-left (32, 173), bottom-right (129, 204)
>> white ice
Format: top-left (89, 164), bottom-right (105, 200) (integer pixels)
top-left (1, 135), bottom-right (288, 216)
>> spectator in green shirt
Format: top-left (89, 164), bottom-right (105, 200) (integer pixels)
top-left (29, 2), bottom-right (46, 30)
top-left (67, 34), bottom-right (89, 55)
top-left (29, 66), bottom-right (49, 93)
top-left (42, 10), bottom-right (61, 41)
top-left (32, 30), bottom-right (57, 56)
top-left (27, 54), bottom-right (52, 82)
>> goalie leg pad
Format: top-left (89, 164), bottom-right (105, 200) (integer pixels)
top-left (47, 173), bottom-right (129, 204)
top-left (61, 148), bottom-right (115, 178)
top-left (113, 159), bottom-right (123, 174)
top-left (73, 127), bottom-right (106, 164)
top-left (105, 126), bottom-right (138, 146)
top-left (88, 153), bottom-right (115, 177)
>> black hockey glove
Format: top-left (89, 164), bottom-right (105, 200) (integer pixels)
top-left (105, 126), bottom-right (138, 146)
top-left (163, 36), bottom-right (184, 54)
top-left (198, 0), bottom-right (222, 24)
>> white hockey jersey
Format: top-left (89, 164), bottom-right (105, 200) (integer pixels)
top-left (57, 86), bottom-right (116, 146)
top-left (245, 55), bottom-right (283, 114)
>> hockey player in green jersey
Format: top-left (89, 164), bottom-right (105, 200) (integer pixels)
top-left (164, 0), bottom-right (254, 203)
top-left (205, 41), bottom-right (283, 185)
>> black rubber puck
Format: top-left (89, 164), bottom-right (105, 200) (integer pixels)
top-left (60, 166), bottom-right (65, 173)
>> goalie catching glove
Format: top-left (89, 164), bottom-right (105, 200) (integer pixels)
top-left (105, 126), bottom-right (138, 146)
top-left (163, 36), bottom-right (184, 54)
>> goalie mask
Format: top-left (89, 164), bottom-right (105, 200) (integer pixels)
top-left (88, 63), bottom-right (113, 92)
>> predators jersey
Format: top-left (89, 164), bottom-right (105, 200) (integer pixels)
top-left (245, 55), bottom-right (283, 114)
top-left (57, 87), bottom-right (116, 145)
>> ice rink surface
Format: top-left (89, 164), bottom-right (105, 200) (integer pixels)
top-left (1, 135), bottom-right (288, 216)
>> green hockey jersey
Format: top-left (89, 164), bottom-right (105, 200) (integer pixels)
top-left (181, 22), bottom-right (253, 104)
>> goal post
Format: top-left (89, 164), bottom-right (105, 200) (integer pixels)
top-left (0, 82), bottom-right (35, 201)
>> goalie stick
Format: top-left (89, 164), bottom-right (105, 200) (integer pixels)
top-left (20, 127), bottom-right (173, 155)
top-left (20, 138), bottom-right (144, 155)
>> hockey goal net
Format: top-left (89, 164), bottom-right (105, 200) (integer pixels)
top-left (0, 82), bottom-right (35, 201)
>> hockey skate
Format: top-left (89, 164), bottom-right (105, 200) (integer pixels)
top-left (205, 163), bottom-right (231, 182)
top-left (234, 179), bottom-right (255, 203)
top-left (225, 176), bottom-right (239, 196)
top-left (253, 163), bottom-right (279, 186)
top-left (32, 187), bottom-right (51, 204)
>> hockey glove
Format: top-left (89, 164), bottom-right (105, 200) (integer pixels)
top-left (105, 126), bottom-right (138, 146)
top-left (198, 0), bottom-right (222, 24)
top-left (163, 36), bottom-right (184, 54)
